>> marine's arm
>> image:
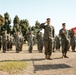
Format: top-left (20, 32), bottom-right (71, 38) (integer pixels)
top-left (40, 22), bottom-right (46, 29)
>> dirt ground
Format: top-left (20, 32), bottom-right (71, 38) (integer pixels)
top-left (0, 44), bottom-right (76, 75)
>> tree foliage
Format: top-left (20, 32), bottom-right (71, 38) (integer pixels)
top-left (34, 21), bottom-right (41, 35)
top-left (4, 12), bottom-right (9, 19)
top-left (13, 15), bottom-right (21, 33)
top-left (35, 21), bottom-right (40, 29)
top-left (0, 13), bottom-right (42, 42)
top-left (3, 12), bottom-right (11, 34)
top-left (20, 19), bottom-right (30, 41)
top-left (0, 14), bottom-right (4, 26)
top-left (0, 14), bottom-right (4, 34)
top-left (13, 15), bottom-right (20, 25)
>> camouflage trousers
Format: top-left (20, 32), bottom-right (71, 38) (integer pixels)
top-left (61, 39), bottom-right (68, 56)
top-left (0, 42), bottom-right (2, 49)
top-left (37, 42), bottom-right (43, 52)
top-left (16, 42), bottom-right (21, 53)
top-left (28, 42), bottom-right (33, 53)
top-left (70, 38), bottom-right (75, 51)
top-left (10, 42), bottom-right (13, 50)
top-left (7, 41), bottom-right (10, 50)
top-left (3, 41), bottom-right (7, 52)
top-left (44, 38), bottom-right (53, 56)
top-left (71, 43), bottom-right (75, 51)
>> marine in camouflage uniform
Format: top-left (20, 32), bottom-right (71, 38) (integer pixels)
top-left (33, 35), bottom-right (36, 45)
top-left (36, 32), bottom-right (43, 53)
top-left (10, 35), bottom-right (14, 50)
top-left (40, 18), bottom-right (55, 60)
top-left (52, 38), bottom-right (56, 52)
top-left (7, 34), bottom-right (10, 51)
top-left (69, 29), bottom-right (76, 52)
top-left (2, 30), bottom-right (7, 53)
top-left (14, 32), bottom-right (21, 53)
top-left (0, 35), bottom-right (2, 50)
top-left (55, 35), bottom-right (60, 51)
top-left (27, 31), bottom-right (33, 53)
top-left (19, 33), bottom-right (24, 51)
top-left (59, 23), bottom-right (69, 58)
top-left (67, 37), bottom-right (70, 51)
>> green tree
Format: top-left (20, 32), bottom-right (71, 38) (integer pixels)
top-left (35, 21), bottom-right (40, 28)
top-left (34, 21), bottom-right (41, 35)
top-left (0, 14), bottom-right (4, 34)
top-left (2, 12), bottom-right (11, 34)
top-left (20, 19), bottom-right (30, 41)
top-left (30, 21), bottom-right (41, 44)
top-left (13, 15), bottom-right (21, 33)
top-left (31, 26), bottom-right (36, 35)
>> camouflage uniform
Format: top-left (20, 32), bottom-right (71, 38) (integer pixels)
top-left (55, 35), bottom-right (60, 51)
top-left (37, 32), bottom-right (43, 53)
top-left (10, 35), bottom-right (14, 50)
top-left (0, 35), bottom-right (2, 50)
top-left (40, 22), bottom-right (55, 59)
top-left (7, 34), bottom-right (10, 51)
top-left (14, 32), bottom-right (21, 53)
top-left (19, 33), bottom-right (24, 51)
top-left (69, 29), bottom-right (76, 52)
top-left (27, 32), bottom-right (33, 53)
top-left (67, 37), bottom-right (70, 51)
top-left (33, 35), bottom-right (36, 45)
top-left (59, 23), bottom-right (68, 58)
top-left (2, 31), bottom-right (7, 53)
top-left (70, 36), bottom-right (75, 52)
top-left (52, 38), bottom-right (56, 52)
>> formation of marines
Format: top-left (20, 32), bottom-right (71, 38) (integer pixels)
top-left (0, 30), bottom-right (24, 53)
top-left (0, 15), bottom-right (76, 60)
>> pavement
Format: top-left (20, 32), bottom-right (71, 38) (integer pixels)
top-left (0, 45), bottom-right (76, 75)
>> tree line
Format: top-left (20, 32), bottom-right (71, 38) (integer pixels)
top-left (0, 12), bottom-right (41, 41)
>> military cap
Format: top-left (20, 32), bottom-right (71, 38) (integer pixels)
top-left (47, 18), bottom-right (51, 20)
top-left (62, 23), bottom-right (66, 26)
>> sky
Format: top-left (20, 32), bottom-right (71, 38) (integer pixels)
top-left (0, 0), bottom-right (76, 34)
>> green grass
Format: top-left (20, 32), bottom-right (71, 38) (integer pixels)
top-left (0, 61), bottom-right (28, 73)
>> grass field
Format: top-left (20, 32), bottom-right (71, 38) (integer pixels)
top-left (0, 61), bottom-right (28, 73)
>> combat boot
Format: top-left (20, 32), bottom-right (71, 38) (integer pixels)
top-left (47, 55), bottom-right (52, 60)
top-left (45, 55), bottom-right (47, 59)
top-left (64, 55), bottom-right (69, 58)
top-left (16, 50), bottom-right (19, 53)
